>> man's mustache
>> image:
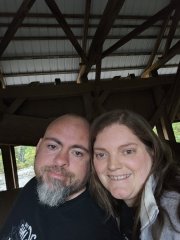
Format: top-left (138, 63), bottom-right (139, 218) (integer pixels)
top-left (43, 165), bottom-right (74, 178)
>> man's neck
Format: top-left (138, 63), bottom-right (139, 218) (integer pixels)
top-left (67, 186), bottom-right (86, 201)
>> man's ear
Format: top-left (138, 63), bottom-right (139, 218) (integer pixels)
top-left (36, 138), bottom-right (42, 152)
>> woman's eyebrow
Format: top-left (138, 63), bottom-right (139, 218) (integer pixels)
top-left (118, 143), bottom-right (137, 150)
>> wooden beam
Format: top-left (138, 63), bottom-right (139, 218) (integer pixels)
top-left (156, 120), bottom-right (166, 140)
top-left (142, 40), bottom-right (180, 76)
top-left (81, 0), bottom-right (125, 80)
top-left (3, 63), bottom-right (178, 78)
top-left (0, 0), bottom-right (36, 56)
top-left (95, 59), bottom-right (102, 83)
top-left (150, 86), bottom-right (174, 126)
top-left (141, 14), bottom-right (172, 78)
top-left (45, 0), bottom-right (87, 63)
top-left (160, 114), bottom-right (176, 141)
top-left (168, 62), bottom-right (180, 121)
top-left (6, 98), bottom-right (26, 114)
top-left (1, 12), bottom-right (167, 21)
top-left (0, 70), bottom-right (5, 89)
top-left (0, 76), bottom-right (177, 145)
top-left (82, 93), bottom-right (93, 121)
top-left (1, 34), bottom-right (180, 41)
top-left (77, 0), bottom-right (91, 83)
top-left (0, 75), bottom-right (175, 99)
top-left (95, 46), bottom-right (103, 83)
top-left (102, 2), bottom-right (176, 58)
top-left (1, 21), bottom-right (179, 30)
top-left (82, 0), bottom-right (91, 54)
top-left (0, 114), bottom-right (51, 145)
top-left (1, 145), bottom-right (19, 190)
top-left (0, 51), bottom-right (167, 61)
top-left (0, 100), bottom-right (7, 115)
top-left (164, 3), bottom-right (180, 55)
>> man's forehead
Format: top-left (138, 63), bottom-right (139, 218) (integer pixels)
top-left (45, 119), bottom-right (89, 141)
top-left (48, 116), bottom-right (89, 130)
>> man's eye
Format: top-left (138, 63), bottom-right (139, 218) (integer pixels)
top-left (47, 144), bottom-right (57, 150)
top-left (72, 150), bottom-right (84, 157)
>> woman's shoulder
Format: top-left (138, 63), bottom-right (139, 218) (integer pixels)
top-left (161, 191), bottom-right (180, 210)
top-left (161, 191), bottom-right (180, 231)
top-left (162, 191), bottom-right (180, 200)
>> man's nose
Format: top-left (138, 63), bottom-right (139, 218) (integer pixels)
top-left (53, 150), bottom-right (69, 167)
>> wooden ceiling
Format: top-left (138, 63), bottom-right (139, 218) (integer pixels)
top-left (0, 0), bottom-right (180, 145)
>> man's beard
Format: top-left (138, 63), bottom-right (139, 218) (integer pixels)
top-left (36, 166), bottom-right (88, 207)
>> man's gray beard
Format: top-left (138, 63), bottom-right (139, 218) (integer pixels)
top-left (37, 177), bottom-right (81, 207)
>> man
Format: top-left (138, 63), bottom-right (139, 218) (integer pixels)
top-left (0, 114), bottom-right (121, 240)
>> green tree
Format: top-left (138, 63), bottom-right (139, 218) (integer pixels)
top-left (15, 146), bottom-right (36, 170)
top-left (0, 150), bottom-right (3, 173)
top-left (172, 122), bottom-right (180, 143)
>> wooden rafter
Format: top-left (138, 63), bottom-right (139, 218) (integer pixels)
top-left (81, 0), bottom-right (125, 82)
top-left (77, 0), bottom-right (91, 83)
top-left (1, 34), bottom-right (180, 41)
top-left (0, 75), bottom-right (175, 99)
top-left (150, 86), bottom-right (173, 126)
top-left (142, 40), bottom-right (180, 76)
top-left (164, 3), bottom-right (180, 55)
top-left (0, 69), bottom-right (5, 89)
top-left (45, 0), bottom-right (87, 64)
top-left (82, 0), bottom-right (91, 54)
top-left (168, 62), bottom-right (180, 121)
top-left (160, 113), bottom-right (176, 141)
top-left (141, 13), bottom-right (172, 78)
top-left (0, 0), bottom-right (36, 57)
top-left (0, 114), bottom-right (51, 145)
top-left (95, 54), bottom-right (102, 83)
top-left (6, 98), bottom-right (26, 114)
top-left (1, 145), bottom-right (19, 189)
top-left (0, 75), bottom-right (177, 145)
top-left (0, 12), bottom-right (168, 21)
top-left (101, 1), bottom-right (176, 58)
top-left (1, 18), bottom-right (179, 29)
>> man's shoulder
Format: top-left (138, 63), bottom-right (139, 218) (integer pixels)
top-left (15, 177), bottom-right (37, 203)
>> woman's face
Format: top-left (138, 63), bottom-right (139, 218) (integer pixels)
top-left (93, 123), bottom-right (153, 206)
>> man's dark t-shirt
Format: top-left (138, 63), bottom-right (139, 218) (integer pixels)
top-left (0, 178), bottom-right (121, 240)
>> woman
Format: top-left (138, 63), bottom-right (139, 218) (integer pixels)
top-left (90, 109), bottom-right (180, 240)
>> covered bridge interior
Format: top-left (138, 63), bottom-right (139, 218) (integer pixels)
top-left (0, 0), bottom-right (180, 196)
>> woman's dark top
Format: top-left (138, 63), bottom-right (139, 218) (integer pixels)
top-left (119, 201), bottom-right (140, 240)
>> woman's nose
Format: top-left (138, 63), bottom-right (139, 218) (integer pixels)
top-left (108, 154), bottom-right (122, 171)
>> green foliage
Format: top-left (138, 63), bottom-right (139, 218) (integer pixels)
top-left (15, 146), bottom-right (36, 170)
top-left (0, 146), bottom-right (36, 173)
top-left (172, 122), bottom-right (180, 143)
top-left (0, 150), bottom-right (3, 173)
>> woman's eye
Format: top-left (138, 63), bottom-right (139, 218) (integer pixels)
top-left (123, 149), bottom-right (135, 155)
top-left (94, 152), bottom-right (106, 159)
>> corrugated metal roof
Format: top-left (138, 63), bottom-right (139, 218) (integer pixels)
top-left (0, 0), bottom-right (179, 86)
